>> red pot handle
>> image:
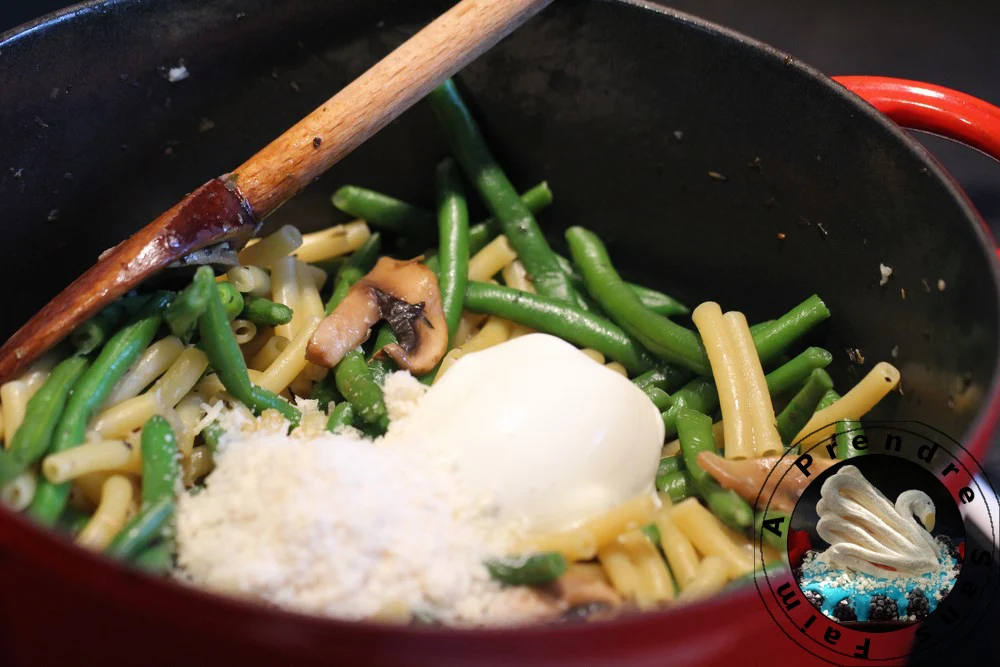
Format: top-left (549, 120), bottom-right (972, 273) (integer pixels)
top-left (834, 76), bottom-right (1000, 259)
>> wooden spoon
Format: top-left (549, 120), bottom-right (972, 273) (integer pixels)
top-left (0, 0), bottom-right (552, 384)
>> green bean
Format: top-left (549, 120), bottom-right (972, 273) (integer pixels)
top-left (140, 416), bottom-right (179, 505)
top-left (753, 296), bottom-right (830, 366)
top-left (628, 285), bottom-right (690, 318)
top-left (676, 407), bottom-right (717, 486)
top-left (164, 274), bottom-right (210, 339)
top-left (367, 325), bottom-right (397, 387)
top-left (241, 296), bottom-right (293, 327)
top-left (196, 267), bottom-right (301, 426)
top-left (335, 348), bottom-right (388, 432)
top-left (202, 421), bottom-right (225, 454)
top-left (326, 401), bottom-right (355, 433)
top-left (0, 355), bottom-right (89, 484)
top-left (557, 254), bottom-right (688, 318)
top-left (835, 418), bottom-right (867, 459)
top-left (766, 348), bottom-right (833, 396)
top-left (655, 456), bottom-right (683, 491)
top-left (567, 226), bottom-right (710, 372)
top-left (643, 386), bottom-right (671, 411)
top-left (310, 256), bottom-right (346, 277)
top-left (485, 552), bottom-right (567, 586)
top-left (641, 523), bottom-right (662, 545)
top-left (656, 470), bottom-right (691, 502)
top-left (463, 282), bottom-right (657, 375)
top-left (427, 80), bottom-right (584, 308)
top-left (216, 283), bottom-right (244, 321)
top-left (435, 158), bottom-right (470, 345)
top-left (106, 496), bottom-right (174, 560)
top-left (632, 367), bottom-right (689, 393)
top-left (325, 233), bottom-right (382, 314)
top-left (27, 293), bottom-right (173, 525)
top-left (332, 186), bottom-right (435, 236)
top-left (311, 376), bottom-right (342, 412)
top-left (755, 511), bottom-right (790, 551)
top-left (775, 369), bottom-right (833, 446)
top-left (662, 378), bottom-right (718, 439)
top-left (698, 478), bottom-right (753, 530)
top-left (70, 303), bottom-right (128, 355)
top-left (131, 540), bottom-right (175, 574)
top-left (468, 182), bottom-right (554, 255)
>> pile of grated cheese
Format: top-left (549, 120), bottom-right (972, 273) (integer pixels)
top-left (175, 373), bottom-right (547, 625)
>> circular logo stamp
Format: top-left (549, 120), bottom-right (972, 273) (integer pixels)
top-left (754, 421), bottom-right (998, 665)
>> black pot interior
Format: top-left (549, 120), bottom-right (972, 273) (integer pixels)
top-left (1, 0), bottom-right (997, 443)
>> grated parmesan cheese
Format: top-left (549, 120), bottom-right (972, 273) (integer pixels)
top-left (175, 377), bottom-right (538, 625)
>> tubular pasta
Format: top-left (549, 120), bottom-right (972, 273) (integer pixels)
top-left (227, 265), bottom-right (271, 297)
top-left (670, 497), bottom-right (754, 578)
top-left (182, 446), bottom-right (214, 487)
top-left (468, 235), bottom-right (517, 282)
top-left (230, 319), bottom-right (257, 345)
top-left (91, 348), bottom-right (208, 438)
top-left (605, 362), bottom-right (628, 377)
top-left (293, 221), bottom-right (371, 263)
top-left (76, 475), bottom-right (133, 551)
top-left (0, 469), bottom-right (37, 511)
top-left (290, 260), bottom-right (325, 336)
top-left (238, 225), bottom-right (303, 268)
top-left (42, 440), bottom-right (138, 483)
top-left (241, 327), bottom-right (275, 363)
top-left (724, 311), bottom-right (783, 457)
top-left (580, 348), bottom-right (605, 365)
top-left (597, 541), bottom-right (641, 600)
top-left (522, 494), bottom-right (659, 562)
top-left (793, 362), bottom-right (900, 448)
top-left (692, 302), bottom-right (751, 460)
top-left (620, 529), bottom-right (675, 606)
top-left (104, 337), bottom-right (185, 409)
top-left (259, 317), bottom-right (321, 394)
top-left (270, 256), bottom-right (300, 339)
top-left (655, 504), bottom-right (700, 588)
top-left (679, 555), bottom-right (729, 600)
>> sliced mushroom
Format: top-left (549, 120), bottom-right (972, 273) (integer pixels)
top-left (306, 257), bottom-right (448, 374)
top-left (697, 451), bottom-right (836, 514)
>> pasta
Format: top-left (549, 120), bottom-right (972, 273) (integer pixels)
top-left (580, 348), bottom-right (605, 364)
top-left (249, 335), bottom-right (290, 372)
top-left (605, 361), bottom-right (628, 377)
top-left (692, 302), bottom-right (751, 460)
top-left (619, 530), bottom-right (675, 606)
top-left (435, 316), bottom-right (513, 381)
top-left (270, 256), bottom-right (301, 339)
top-left (468, 235), bottom-right (517, 282)
top-left (291, 261), bottom-right (325, 336)
top-left (724, 311), bottom-right (783, 457)
top-left (237, 224), bottom-right (303, 267)
top-left (670, 498), bottom-right (754, 578)
top-left (679, 555), bottom-right (729, 600)
top-left (181, 446), bottom-right (214, 487)
top-left (42, 440), bottom-right (138, 483)
top-left (76, 475), bottom-right (133, 551)
top-left (0, 469), bottom-right (37, 512)
top-left (793, 362), bottom-right (901, 448)
top-left (104, 336), bottom-right (185, 409)
top-left (259, 317), bottom-right (322, 394)
top-left (294, 221), bottom-right (371, 263)
top-left (655, 503), bottom-right (700, 588)
top-left (92, 348), bottom-right (208, 438)
top-left (597, 541), bottom-right (642, 600)
top-left (0, 359), bottom-right (52, 447)
top-left (230, 319), bottom-right (258, 345)
top-left (523, 494), bottom-right (658, 561)
top-left (227, 265), bottom-right (271, 296)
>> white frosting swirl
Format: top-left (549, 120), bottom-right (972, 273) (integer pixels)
top-left (815, 465), bottom-right (940, 577)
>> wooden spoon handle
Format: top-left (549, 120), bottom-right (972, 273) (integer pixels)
top-left (235, 0), bottom-right (554, 218)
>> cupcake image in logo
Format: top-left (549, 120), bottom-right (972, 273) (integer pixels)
top-left (789, 455), bottom-right (963, 631)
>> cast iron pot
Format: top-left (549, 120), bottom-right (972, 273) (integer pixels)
top-left (1, 1), bottom-right (999, 665)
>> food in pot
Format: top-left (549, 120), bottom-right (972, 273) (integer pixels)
top-left (0, 78), bottom-right (902, 626)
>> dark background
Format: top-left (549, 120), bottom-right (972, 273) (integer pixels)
top-left (2, 0), bottom-right (999, 663)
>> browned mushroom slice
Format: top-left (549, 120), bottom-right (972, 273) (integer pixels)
top-left (306, 257), bottom-right (448, 374)
top-left (697, 451), bottom-right (836, 514)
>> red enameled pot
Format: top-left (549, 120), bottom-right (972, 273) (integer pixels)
top-left (1, 1), bottom-right (999, 665)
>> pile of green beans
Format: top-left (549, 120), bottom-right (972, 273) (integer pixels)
top-left (816, 381), bottom-right (867, 459)
top-left (774, 368), bottom-right (833, 445)
top-left (28, 292), bottom-right (174, 525)
top-left (242, 296), bottom-right (293, 327)
top-left (334, 348), bottom-right (389, 434)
